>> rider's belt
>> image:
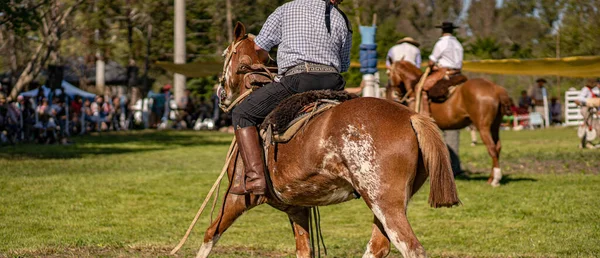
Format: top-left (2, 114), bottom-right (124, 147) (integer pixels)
top-left (284, 62), bottom-right (338, 77)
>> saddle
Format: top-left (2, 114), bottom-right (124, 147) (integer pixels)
top-left (259, 90), bottom-right (358, 143)
top-left (422, 69), bottom-right (467, 103)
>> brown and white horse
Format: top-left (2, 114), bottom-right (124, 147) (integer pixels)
top-left (195, 22), bottom-right (460, 258)
top-left (387, 61), bottom-right (512, 186)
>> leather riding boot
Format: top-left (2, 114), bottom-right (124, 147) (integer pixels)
top-left (228, 151), bottom-right (247, 195)
top-left (234, 126), bottom-right (267, 195)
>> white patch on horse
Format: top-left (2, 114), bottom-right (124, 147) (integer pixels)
top-left (371, 205), bottom-right (410, 258)
top-left (341, 125), bottom-right (380, 198)
top-left (363, 241), bottom-right (376, 258)
top-left (196, 234), bottom-right (220, 258)
top-left (314, 186), bottom-right (355, 205)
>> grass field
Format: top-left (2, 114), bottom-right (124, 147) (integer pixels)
top-left (1, 127), bottom-right (599, 257)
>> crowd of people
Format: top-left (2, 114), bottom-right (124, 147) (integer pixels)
top-left (0, 84), bottom-right (229, 145)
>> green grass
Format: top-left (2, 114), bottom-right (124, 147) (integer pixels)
top-left (0, 128), bottom-right (599, 257)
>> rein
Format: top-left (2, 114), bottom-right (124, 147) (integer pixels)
top-left (414, 67), bottom-right (431, 113)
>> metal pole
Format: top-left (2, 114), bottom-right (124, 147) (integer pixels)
top-left (174, 0), bottom-right (186, 110)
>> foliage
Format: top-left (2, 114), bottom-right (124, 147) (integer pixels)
top-left (0, 128), bottom-right (599, 257)
top-left (465, 37), bottom-right (504, 60)
top-left (2, 0), bottom-right (600, 97)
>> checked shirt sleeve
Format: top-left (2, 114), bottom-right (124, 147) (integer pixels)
top-left (339, 30), bottom-right (352, 72)
top-left (254, 7), bottom-right (282, 52)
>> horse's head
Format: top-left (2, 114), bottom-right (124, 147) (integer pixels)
top-left (388, 60), bottom-right (423, 95)
top-left (217, 22), bottom-right (272, 112)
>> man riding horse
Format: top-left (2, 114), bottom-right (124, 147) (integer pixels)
top-left (420, 22), bottom-right (466, 115)
top-left (230, 0), bottom-right (352, 196)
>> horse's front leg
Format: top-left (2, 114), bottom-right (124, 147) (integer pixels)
top-left (287, 207), bottom-right (312, 258)
top-left (196, 193), bottom-right (263, 258)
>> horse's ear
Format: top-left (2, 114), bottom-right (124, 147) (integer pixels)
top-left (234, 21), bottom-right (246, 42)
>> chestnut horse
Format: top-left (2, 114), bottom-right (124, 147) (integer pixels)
top-left (387, 61), bottom-right (512, 186)
top-left (190, 23), bottom-right (459, 258)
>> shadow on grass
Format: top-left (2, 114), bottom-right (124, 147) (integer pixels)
top-left (455, 173), bottom-right (538, 185)
top-left (0, 130), bottom-right (233, 160)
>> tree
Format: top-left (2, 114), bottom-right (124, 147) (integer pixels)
top-left (4, 0), bottom-right (84, 100)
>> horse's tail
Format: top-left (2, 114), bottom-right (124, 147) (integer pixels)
top-left (496, 86), bottom-right (513, 116)
top-left (410, 114), bottom-right (460, 208)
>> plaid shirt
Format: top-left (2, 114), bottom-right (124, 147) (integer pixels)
top-left (255, 0), bottom-right (352, 75)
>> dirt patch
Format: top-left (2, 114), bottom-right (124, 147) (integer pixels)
top-left (3, 245), bottom-right (290, 258)
top-left (462, 158), bottom-right (599, 175)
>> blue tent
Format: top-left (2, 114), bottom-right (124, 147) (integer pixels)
top-left (60, 80), bottom-right (96, 99)
top-left (19, 81), bottom-right (96, 99)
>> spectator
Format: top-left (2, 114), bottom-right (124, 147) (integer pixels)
top-left (181, 89), bottom-right (196, 128)
top-left (35, 98), bottom-right (57, 144)
top-left (100, 96), bottom-right (113, 131)
top-left (71, 96), bottom-right (83, 117)
top-left (197, 96), bottom-right (211, 122)
top-left (550, 97), bottom-right (562, 125)
top-left (518, 90), bottom-right (532, 111)
top-left (528, 78), bottom-right (547, 116)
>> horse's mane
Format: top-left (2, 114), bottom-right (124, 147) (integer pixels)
top-left (392, 61), bottom-right (423, 78)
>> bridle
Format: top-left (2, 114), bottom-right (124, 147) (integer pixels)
top-left (218, 34), bottom-right (277, 113)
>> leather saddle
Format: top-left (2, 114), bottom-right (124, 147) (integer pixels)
top-left (259, 90), bottom-right (358, 144)
top-left (422, 68), bottom-right (467, 103)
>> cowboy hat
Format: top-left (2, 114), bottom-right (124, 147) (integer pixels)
top-left (585, 78), bottom-right (596, 87)
top-left (435, 22), bottom-right (459, 30)
top-left (396, 37), bottom-right (420, 47)
top-left (536, 78), bottom-right (547, 83)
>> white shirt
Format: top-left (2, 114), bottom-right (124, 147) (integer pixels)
top-left (386, 43), bottom-right (421, 68)
top-left (429, 35), bottom-right (463, 69)
top-left (578, 86), bottom-right (600, 105)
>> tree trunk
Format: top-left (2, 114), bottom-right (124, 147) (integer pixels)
top-left (174, 0), bottom-right (186, 107)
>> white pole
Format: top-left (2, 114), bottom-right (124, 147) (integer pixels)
top-left (174, 0), bottom-right (186, 110)
top-left (362, 74), bottom-right (375, 97)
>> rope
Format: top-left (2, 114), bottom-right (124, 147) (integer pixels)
top-left (170, 137), bottom-right (237, 255)
top-left (308, 207), bottom-right (327, 258)
top-left (414, 67), bottom-right (431, 113)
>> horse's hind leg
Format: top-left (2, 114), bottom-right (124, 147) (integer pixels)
top-left (363, 217), bottom-right (390, 258)
top-left (357, 170), bottom-right (426, 257)
top-left (286, 207), bottom-right (311, 258)
top-left (196, 194), bottom-right (262, 258)
top-left (478, 126), bottom-right (501, 186)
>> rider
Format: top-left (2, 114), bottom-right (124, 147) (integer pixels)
top-left (230, 0), bottom-right (352, 195)
top-left (386, 37), bottom-right (421, 69)
top-left (575, 78), bottom-right (600, 121)
top-left (428, 22), bottom-right (463, 76)
top-left (419, 21), bottom-right (464, 113)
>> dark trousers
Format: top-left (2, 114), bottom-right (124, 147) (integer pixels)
top-left (232, 72), bottom-right (345, 128)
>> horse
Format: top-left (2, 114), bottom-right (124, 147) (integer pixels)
top-left (191, 22), bottom-right (460, 258)
top-left (387, 61), bottom-right (512, 186)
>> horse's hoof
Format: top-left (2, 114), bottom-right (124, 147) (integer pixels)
top-left (491, 181), bottom-right (501, 187)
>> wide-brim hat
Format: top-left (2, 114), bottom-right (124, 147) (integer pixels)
top-left (396, 37), bottom-right (420, 47)
top-left (536, 78), bottom-right (547, 83)
top-left (585, 78), bottom-right (596, 87)
top-left (435, 22), bottom-right (459, 30)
